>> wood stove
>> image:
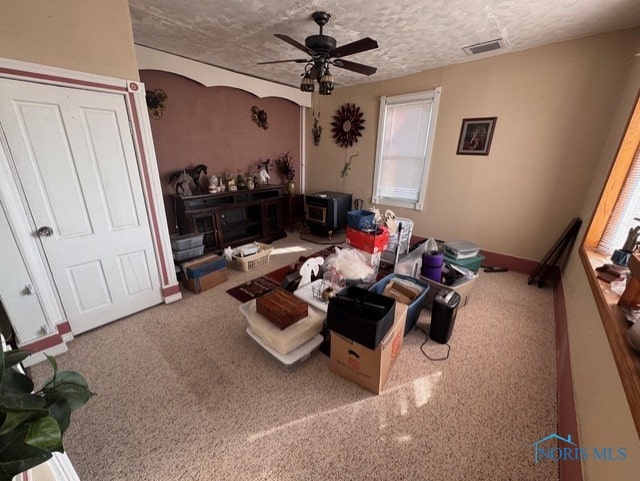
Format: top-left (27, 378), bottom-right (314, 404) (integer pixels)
top-left (305, 191), bottom-right (352, 237)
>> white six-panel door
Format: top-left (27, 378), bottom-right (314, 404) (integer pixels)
top-left (0, 78), bottom-right (162, 334)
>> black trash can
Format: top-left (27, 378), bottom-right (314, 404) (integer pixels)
top-left (429, 290), bottom-right (460, 343)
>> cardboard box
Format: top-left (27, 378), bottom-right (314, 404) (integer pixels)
top-left (330, 303), bottom-right (407, 394)
top-left (181, 253), bottom-right (226, 279)
top-left (346, 226), bottom-right (389, 253)
top-left (183, 267), bottom-right (228, 293)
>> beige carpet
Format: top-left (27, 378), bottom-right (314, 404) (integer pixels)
top-left (31, 233), bottom-right (558, 481)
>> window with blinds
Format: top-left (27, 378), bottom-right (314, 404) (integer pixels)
top-left (372, 88), bottom-right (441, 210)
top-left (598, 143), bottom-right (640, 254)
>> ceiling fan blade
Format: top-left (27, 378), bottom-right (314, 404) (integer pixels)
top-left (332, 59), bottom-right (377, 76)
top-left (329, 37), bottom-right (378, 58)
top-left (274, 34), bottom-right (317, 56)
top-left (257, 59), bottom-right (309, 65)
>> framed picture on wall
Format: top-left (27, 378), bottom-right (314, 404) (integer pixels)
top-left (456, 117), bottom-right (497, 155)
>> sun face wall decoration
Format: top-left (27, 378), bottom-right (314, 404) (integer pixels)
top-left (331, 103), bottom-right (365, 148)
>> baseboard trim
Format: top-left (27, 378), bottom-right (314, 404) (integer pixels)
top-left (480, 249), bottom-right (539, 274)
top-left (57, 320), bottom-right (72, 335)
top-left (553, 275), bottom-right (584, 481)
top-left (21, 342), bottom-right (69, 368)
top-left (18, 332), bottom-right (64, 352)
top-left (162, 283), bottom-right (182, 300)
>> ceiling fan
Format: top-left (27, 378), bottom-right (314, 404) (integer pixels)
top-left (258, 11), bottom-right (379, 94)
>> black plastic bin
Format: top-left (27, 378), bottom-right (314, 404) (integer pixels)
top-left (327, 285), bottom-right (396, 350)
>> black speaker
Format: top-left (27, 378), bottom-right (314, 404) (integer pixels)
top-left (430, 290), bottom-right (460, 344)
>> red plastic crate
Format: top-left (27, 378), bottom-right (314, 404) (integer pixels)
top-left (346, 226), bottom-right (389, 253)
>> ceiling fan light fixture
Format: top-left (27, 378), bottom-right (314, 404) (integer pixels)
top-left (262, 11), bottom-right (377, 92)
top-left (300, 71), bottom-right (315, 92)
top-left (319, 65), bottom-right (334, 95)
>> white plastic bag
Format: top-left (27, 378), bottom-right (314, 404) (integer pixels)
top-left (425, 237), bottom-right (439, 253)
top-left (324, 247), bottom-right (377, 283)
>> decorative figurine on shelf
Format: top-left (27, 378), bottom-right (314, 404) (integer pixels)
top-left (246, 174), bottom-right (255, 190)
top-left (170, 171), bottom-right (193, 196)
top-left (257, 159), bottom-right (271, 185)
top-left (169, 164), bottom-right (208, 195)
top-left (236, 170), bottom-right (246, 190)
top-left (208, 174), bottom-right (223, 193)
top-left (186, 164), bottom-right (208, 193)
top-left (225, 171), bottom-right (237, 191)
top-left (258, 167), bottom-right (270, 185)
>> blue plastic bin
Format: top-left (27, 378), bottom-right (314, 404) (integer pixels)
top-left (347, 209), bottom-right (376, 231)
top-left (369, 273), bottom-right (430, 336)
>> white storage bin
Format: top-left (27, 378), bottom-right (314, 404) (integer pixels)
top-left (170, 233), bottom-right (204, 251)
top-left (246, 328), bottom-right (323, 371)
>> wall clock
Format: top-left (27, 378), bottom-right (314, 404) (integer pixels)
top-left (331, 103), bottom-right (365, 148)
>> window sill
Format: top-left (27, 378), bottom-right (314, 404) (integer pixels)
top-left (580, 246), bottom-right (640, 432)
top-left (371, 197), bottom-right (422, 211)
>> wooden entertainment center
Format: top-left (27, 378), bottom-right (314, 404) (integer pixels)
top-left (172, 185), bottom-right (287, 251)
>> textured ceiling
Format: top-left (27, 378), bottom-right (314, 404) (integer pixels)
top-left (129, 0), bottom-right (640, 89)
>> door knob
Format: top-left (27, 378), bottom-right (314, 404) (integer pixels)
top-left (37, 226), bottom-right (53, 237)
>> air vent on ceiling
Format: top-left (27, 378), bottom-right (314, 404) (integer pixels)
top-left (462, 38), bottom-right (505, 56)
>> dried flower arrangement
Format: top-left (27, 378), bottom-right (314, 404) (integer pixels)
top-left (275, 151), bottom-right (295, 181)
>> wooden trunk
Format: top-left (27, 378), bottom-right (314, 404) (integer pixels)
top-left (256, 289), bottom-right (308, 329)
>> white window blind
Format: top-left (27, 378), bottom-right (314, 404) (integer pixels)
top-left (372, 88), bottom-right (441, 210)
top-left (598, 143), bottom-right (640, 254)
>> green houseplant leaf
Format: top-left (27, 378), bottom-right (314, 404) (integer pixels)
top-left (24, 416), bottom-right (61, 450)
top-left (0, 424), bottom-right (52, 481)
top-left (0, 349), bottom-right (93, 481)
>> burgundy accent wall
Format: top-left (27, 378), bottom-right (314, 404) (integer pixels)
top-left (139, 70), bottom-right (301, 233)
